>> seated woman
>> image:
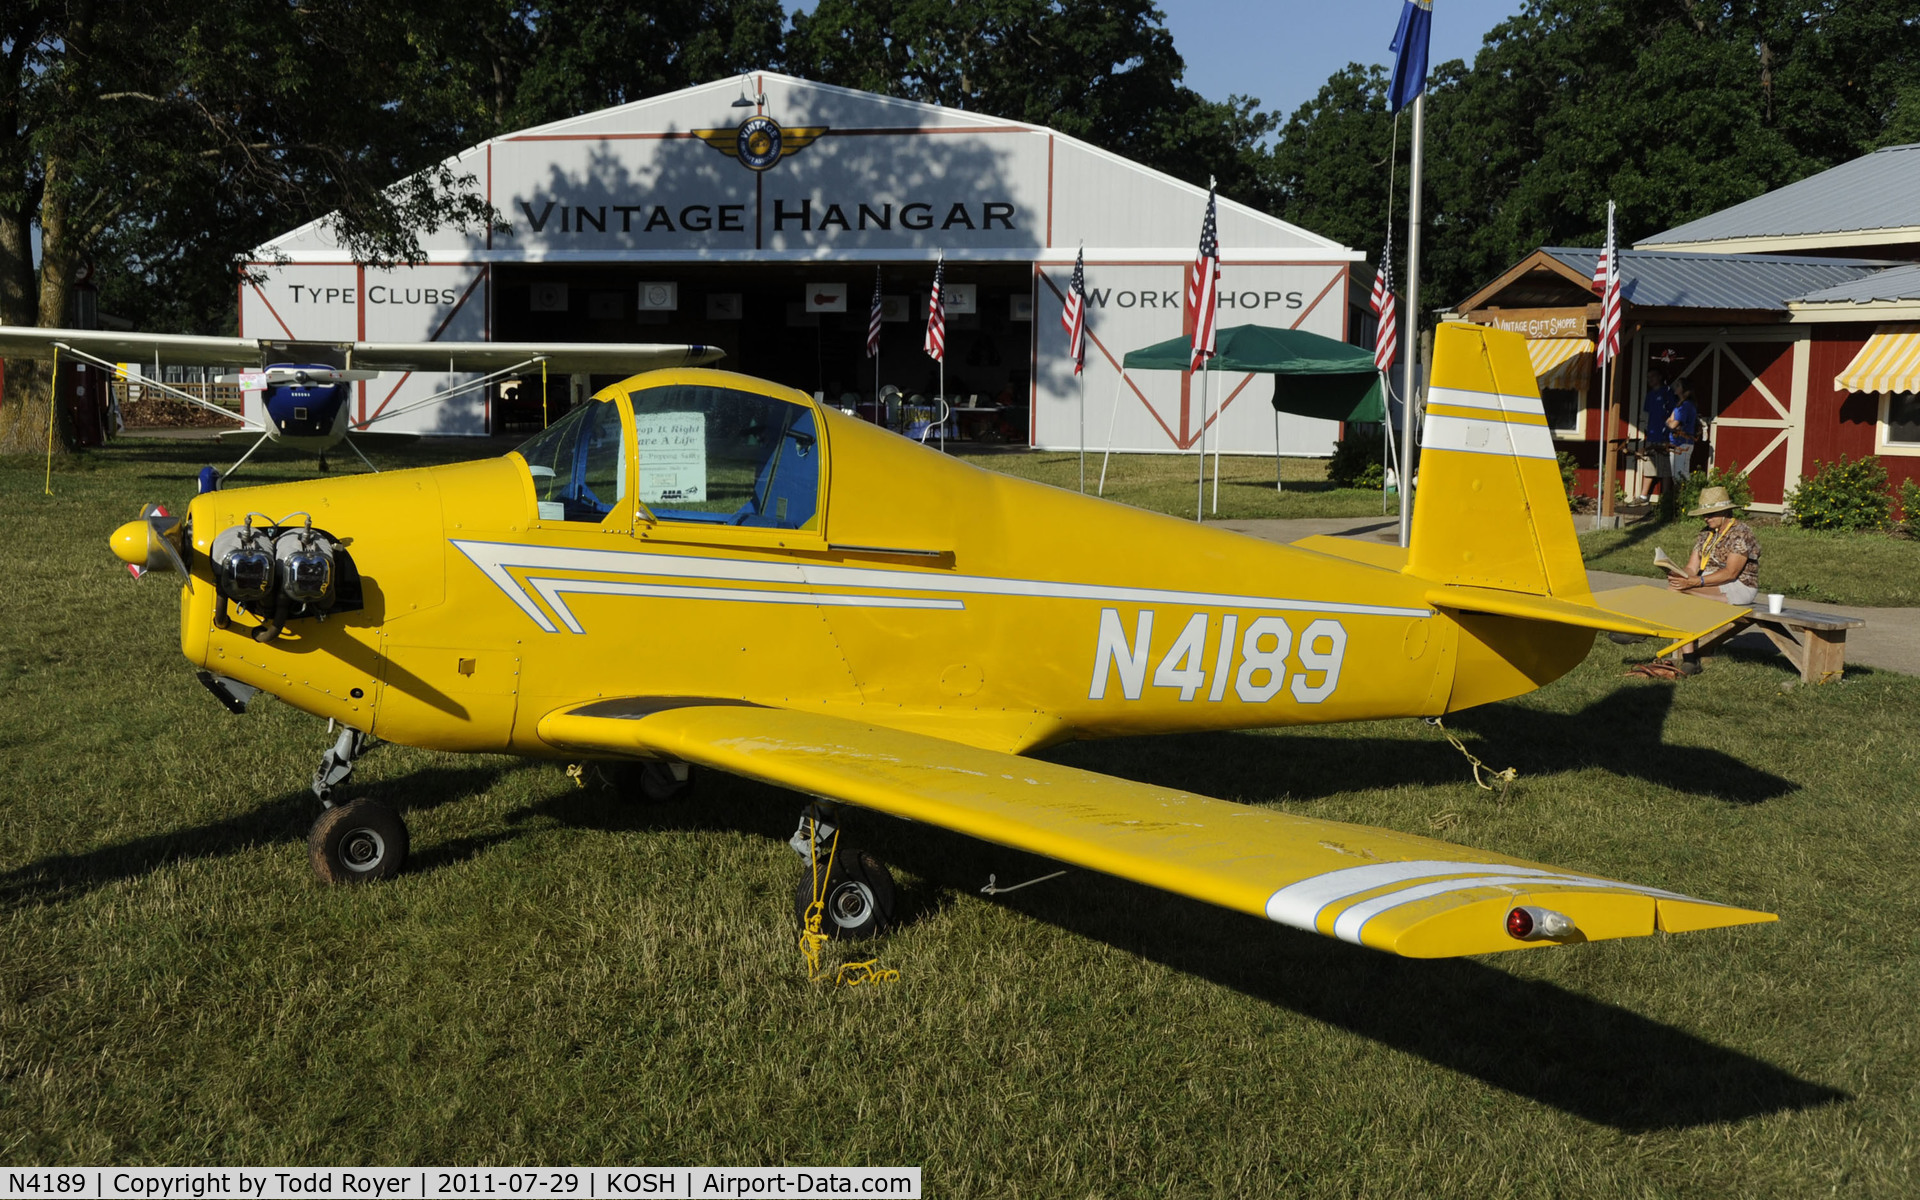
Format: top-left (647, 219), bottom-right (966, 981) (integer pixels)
top-left (1660, 486), bottom-right (1759, 675)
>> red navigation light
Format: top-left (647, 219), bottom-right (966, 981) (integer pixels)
top-left (1506, 906), bottom-right (1535, 939)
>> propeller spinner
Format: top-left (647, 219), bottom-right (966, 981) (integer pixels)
top-left (110, 503), bottom-right (191, 587)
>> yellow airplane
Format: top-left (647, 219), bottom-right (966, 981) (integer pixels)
top-left (111, 323), bottom-right (1771, 959)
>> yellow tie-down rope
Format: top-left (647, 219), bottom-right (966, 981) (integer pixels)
top-left (800, 820), bottom-right (898, 988)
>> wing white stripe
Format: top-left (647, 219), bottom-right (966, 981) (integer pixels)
top-left (1330, 874), bottom-right (1627, 944)
top-left (1264, 859), bottom-right (1698, 935)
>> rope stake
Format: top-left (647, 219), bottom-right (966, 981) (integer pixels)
top-left (798, 816), bottom-right (897, 987)
top-left (1426, 717), bottom-right (1518, 793)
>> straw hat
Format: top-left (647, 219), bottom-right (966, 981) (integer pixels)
top-left (1689, 486), bottom-right (1737, 517)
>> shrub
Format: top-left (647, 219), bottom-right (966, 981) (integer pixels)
top-left (1555, 451), bottom-right (1580, 511)
top-left (1785, 454), bottom-right (1892, 531)
top-left (1328, 425), bottom-right (1387, 489)
top-left (1899, 477), bottom-right (1920, 529)
top-left (1674, 461), bottom-right (1753, 519)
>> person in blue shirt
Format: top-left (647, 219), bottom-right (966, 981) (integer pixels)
top-left (1667, 374), bottom-right (1702, 483)
top-left (1641, 366), bottom-right (1678, 503)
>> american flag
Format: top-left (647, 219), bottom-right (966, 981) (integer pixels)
top-left (1594, 201), bottom-right (1622, 365)
top-left (866, 267), bottom-right (883, 359)
top-left (1370, 236), bottom-right (1398, 372)
top-left (924, 258), bottom-right (945, 362)
top-left (1061, 248), bottom-right (1087, 375)
top-left (1187, 182), bottom-right (1220, 372)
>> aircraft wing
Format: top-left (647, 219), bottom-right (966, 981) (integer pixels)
top-left (0, 326), bottom-right (269, 366)
top-left (536, 701), bottom-right (1774, 959)
top-left (346, 341), bottom-right (724, 373)
top-left (0, 325), bottom-right (723, 374)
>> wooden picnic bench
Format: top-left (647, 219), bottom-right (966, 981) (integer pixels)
top-left (1698, 604), bottom-right (1865, 685)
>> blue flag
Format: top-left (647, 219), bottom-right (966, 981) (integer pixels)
top-left (1387, 0), bottom-right (1432, 114)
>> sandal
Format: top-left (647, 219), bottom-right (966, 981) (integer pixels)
top-left (1627, 660), bottom-right (1686, 679)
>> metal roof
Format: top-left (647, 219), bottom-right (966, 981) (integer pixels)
top-left (1791, 262), bottom-right (1920, 305)
top-left (1639, 144), bottom-right (1920, 247)
top-left (1541, 247), bottom-right (1891, 311)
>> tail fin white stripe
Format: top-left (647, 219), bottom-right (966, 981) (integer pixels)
top-left (1426, 384), bottom-right (1547, 418)
top-left (1423, 413), bottom-right (1557, 461)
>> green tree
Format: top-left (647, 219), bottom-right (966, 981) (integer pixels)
top-left (449, 0), bottom-right (784, 135)
top-left (1270, 0), bottom-right (1920, 318)
top-left (784, 0), bottom-right (1276, 205)
top-left (1, 0), bottom-right (503, 455)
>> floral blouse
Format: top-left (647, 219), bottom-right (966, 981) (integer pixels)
top-left (1693, 521), bottom-right (1760, 588)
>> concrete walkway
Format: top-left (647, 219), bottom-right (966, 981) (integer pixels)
top-left (1217, 516), bottom-right (1920, 677)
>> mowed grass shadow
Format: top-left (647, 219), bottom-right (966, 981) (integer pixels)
top-left (515, 763), bottom-right (1843, 1134)
top-left (449, 727), bottom-right (1834, 1134)
top-left (0, 762), bottom-right (516, 906)
top-left (1041, 683), bottom-right (1796, 807)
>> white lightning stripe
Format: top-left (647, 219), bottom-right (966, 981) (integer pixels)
top-left (1425, 384), bottom-right (1547, 419)
top-left (463, 549), bottom-right (560, 632)
top-left (1263, 859), bottom-right (1697, 933)
top-left (528, 577), bottom-right (964, 634)
top-left (450, 539), bottom-right (1432, 633)
top-left (1421, 413), bottom-right (1558, 461)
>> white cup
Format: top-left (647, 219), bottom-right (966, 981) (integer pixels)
top-left (1767, 593), bottom-right (1785, 614)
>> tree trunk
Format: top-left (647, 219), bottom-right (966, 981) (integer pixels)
top-left (0, 156), bottom-right (77, 456)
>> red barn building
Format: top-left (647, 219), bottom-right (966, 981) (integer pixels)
top-left (1449, 143), bottom-right (1920, 516)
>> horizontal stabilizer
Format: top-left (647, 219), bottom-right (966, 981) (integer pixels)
top-left (1427, 582), bottom-right (1743, 654)
top-left (538, 700), bottom-right (1775, 959)
top-left (1290, 534), bottom-right (1408, 571)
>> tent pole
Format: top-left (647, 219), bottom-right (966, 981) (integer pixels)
top-left (1099, 369), bottom-right (1125, 496)
top-left (1275, 405), bottom-right (1283, 492)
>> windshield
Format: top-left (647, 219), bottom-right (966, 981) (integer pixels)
top-left (513, 399), bottom-right (628, 523)
top-left (628, 384), bottom-right (820, 530)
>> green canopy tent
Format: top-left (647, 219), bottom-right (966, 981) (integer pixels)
top-left (1103, 324), bottom-right (1391, 517)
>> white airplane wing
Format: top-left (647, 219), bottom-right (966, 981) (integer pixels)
top-left (0, 325), bottom-right (723, 374)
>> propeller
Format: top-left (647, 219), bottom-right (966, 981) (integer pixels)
top-left (110, 503), bottom-right (192, 590)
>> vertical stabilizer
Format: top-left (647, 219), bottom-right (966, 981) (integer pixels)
top-left (1408, 324), bottom-right (1589, 598)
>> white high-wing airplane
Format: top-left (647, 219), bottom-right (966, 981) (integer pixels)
top-left (0, 325), bottom-right (722, 477)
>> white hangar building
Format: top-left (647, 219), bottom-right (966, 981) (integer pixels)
top-left (247, 72), bottom-right (1369, 454)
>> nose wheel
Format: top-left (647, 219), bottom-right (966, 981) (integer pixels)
top-left (308, 799), bottom-right (409, 884)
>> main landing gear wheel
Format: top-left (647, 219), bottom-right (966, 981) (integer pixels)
top-left (794, 849), bottom-right (897, 942)
top-left (309, 800), bottom-right (409, 884)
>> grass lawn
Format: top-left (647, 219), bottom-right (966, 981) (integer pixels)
top-left (1582, 517), bottom-right (1920, 607)
top-left (953, 446), bottom-right (1393, 520)
top-left (2, 439), bottom-right (1916, 1195)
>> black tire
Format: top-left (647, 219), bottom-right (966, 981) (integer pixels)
top-left (309, 800), bottom-right (408, 884)
top-left (793, 849), bottom-right (896, 941)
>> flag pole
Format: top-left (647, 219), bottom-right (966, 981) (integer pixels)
top-left (1195, 362), bottom-right (1207, 522)
top-left (1210, 366), bottom-right (1221, 513)
top-left (1398, 89), bottom-right (1424, 549)
top-left (1078, 369), bottom-right (1087, 492)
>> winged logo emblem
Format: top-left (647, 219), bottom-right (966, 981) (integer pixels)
top-left (692, 116), bottom-right (829, 171)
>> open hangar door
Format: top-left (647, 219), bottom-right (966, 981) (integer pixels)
top-left (491, 262), bottom-right (1037, 435)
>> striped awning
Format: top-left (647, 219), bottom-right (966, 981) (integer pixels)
top-left (1526, 337), bottom-right (1593, 391)
top-left (1835, 324), bottom-right (1920, 394)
